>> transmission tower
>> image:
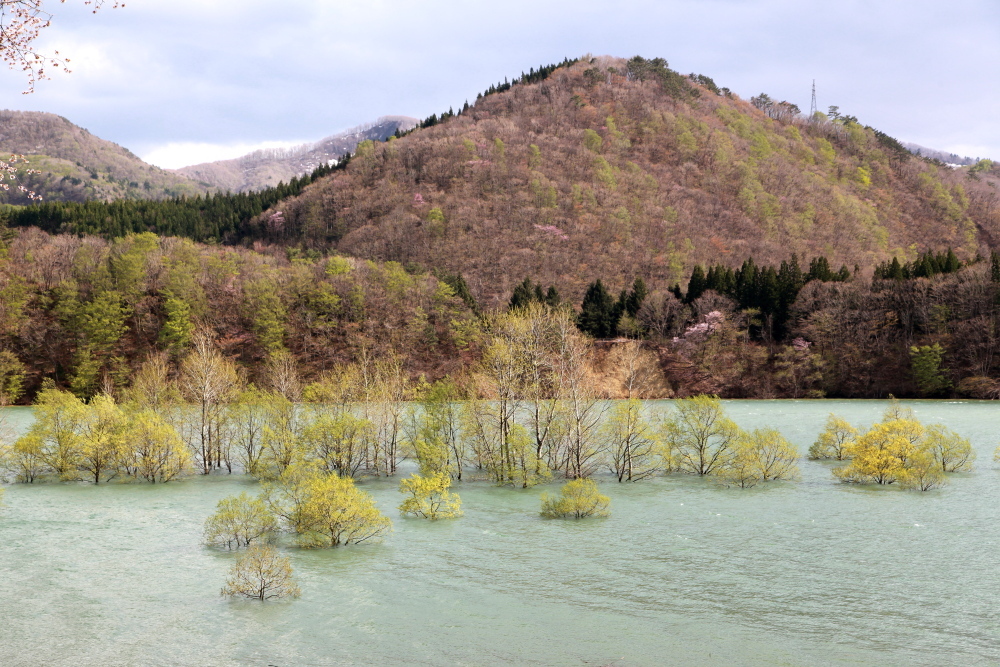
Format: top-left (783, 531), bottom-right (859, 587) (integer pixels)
top-left (809, 80), bottom-right (818, 119)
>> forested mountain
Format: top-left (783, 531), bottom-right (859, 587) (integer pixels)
top-left (249, 57), bottom-right (1000, 308)
top-left (173, 116), bottom-right (418, 192)
top-left (0, 110), bottom-right (209, 203)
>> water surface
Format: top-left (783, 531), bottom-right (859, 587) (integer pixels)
top-left (1, 400), bottom-right (998, 666)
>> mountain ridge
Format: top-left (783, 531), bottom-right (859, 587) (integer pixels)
top-left (172, 116), bottom-right (418, 192)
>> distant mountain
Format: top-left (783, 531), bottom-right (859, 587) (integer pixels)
top-left (173, 116), bottom-right (419, 192)
top-left (0, 110), bottom-right (208, 204)
top-left (903, 142), bottom-right (982, 166)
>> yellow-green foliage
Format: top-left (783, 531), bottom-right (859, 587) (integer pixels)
top-left (263, 464), bottom-right (392, 547)
top-left (325, 256), bottom-right (353, 276)
top-left (540, 478), bottom-right (610, 519)
top-left (593, 156), bottom-right (617, 189)
top-left (661, 395), bottom-right (741, 476)
top-left (722, 427), bottom-right (799, 488)
top-left (601, 399), bottom-right (660, 481)
top-left (829, 404), bottom-right (973, 490)
top-left (809, 414), bottom-right (858, 460)
top-left (583, 129), bottom-right (603, 153)
top-left (398, 472), bottom-right (463, 519)
top-left (204, 492), bottom-right (278, 549)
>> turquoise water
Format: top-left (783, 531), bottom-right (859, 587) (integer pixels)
top-left (1, 400), bottom-right (998, 666)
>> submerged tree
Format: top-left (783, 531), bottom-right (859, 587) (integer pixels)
top-left (221, 545), bottom-right (300, 601)
top-left (830, 407), bottom-right (972, 490)
top-left (540, 478), bottom-right (610, 519)
top-left (204, 492), bottom-right (278, 550)
top-left (263, 464), bottom-right (392, 547)
top-left (722, 427), bottom-right (799, 488)
top-left (808, 414), bottom-right (857, 460)
top-left (601, 398), bottom-right (660, 482)
top-left (661, 395), bottom-right (740, 476)
top-left (398, 472), bottom-right (463, 519)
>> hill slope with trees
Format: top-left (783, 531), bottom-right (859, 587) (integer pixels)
top-left (0, 110), bottom-right (209, 203)
top-left (249, 56), bottom-right (1000, 308)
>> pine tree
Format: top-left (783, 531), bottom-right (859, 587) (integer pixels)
top-left (577, 280), bottom-right (618, 338)
top-left (685, 265), bottom-right (707, 304)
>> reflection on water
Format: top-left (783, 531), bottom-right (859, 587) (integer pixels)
top-left (1, 400), bottom-right (999, 666)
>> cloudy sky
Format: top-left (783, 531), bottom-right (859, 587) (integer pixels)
top-left (3, 0), bottom-right (998, 168)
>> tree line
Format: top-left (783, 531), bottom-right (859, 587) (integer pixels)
top-left (2, 159), bottom-right (345, 244)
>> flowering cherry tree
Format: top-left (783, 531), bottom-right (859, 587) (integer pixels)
top-left (1, 153), bottom-right (41, 200)
top-left (1, 0), bottom-right (121, 93)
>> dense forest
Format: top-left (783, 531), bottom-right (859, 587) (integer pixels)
top-left (2, 221), bottom-right (1000, 403)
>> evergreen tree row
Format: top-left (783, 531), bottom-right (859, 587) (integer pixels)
top-left (508, 277), bottom-right (561, 311)
top-left (3, 160), bottom-right (346, 243)
top-left (399, 58), bottom-right (580, 135)
top-left (874, 249), bottom-right (962, 280)
top-left (678, 255), bottom-right (851, 339)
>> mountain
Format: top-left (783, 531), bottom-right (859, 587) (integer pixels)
top-left (244, 57), bottom-right (1000, 308)
top-left (173, 116), bottom-right (418, 192)
top-left (902, 142), bottom-right (982, 166)
top-left (0, 110), bottom-right (209, 204)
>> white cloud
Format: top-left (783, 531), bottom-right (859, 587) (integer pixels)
top-left (141, 140), bottom-right (310, 169)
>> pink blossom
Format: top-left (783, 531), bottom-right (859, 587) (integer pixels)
top-left (412, 193), bottom-right (425, 205)
top-left (792, 337), bottom-right (812, 351)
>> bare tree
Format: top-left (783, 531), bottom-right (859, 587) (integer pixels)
top-left (179, 332), bottom-right (241, 474)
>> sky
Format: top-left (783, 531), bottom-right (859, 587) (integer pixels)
top-left (2, 0), bottom-right (998, 169)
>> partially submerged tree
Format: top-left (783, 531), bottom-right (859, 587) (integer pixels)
top-left (722, 427), bottom-right (799, 488)
top-left (221, 545), bottom-right (300, 601)
top-left (601, 398), bottom-right (660, 482)
top-left (204, 492), bottom-right (278, 549)
top-left (264, 464), bottom-right (392, 547)
top-left (661, 395), bottom-right (740, 476)
top-left (830, 406), bottom-right (973, 490)
top-left (540, 478), bottom-right (610, 519)
top-left (398, 472), bottom-right (463, 519)
top-left (808, 414), bottom-right (857, 460)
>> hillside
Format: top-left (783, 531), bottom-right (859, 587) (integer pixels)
top-left (244, 57), bottom-right (1000, 308)
top-left (0, 110), bottom-right (209, 204)
top-left (173, 116), bottom-right (418, 192)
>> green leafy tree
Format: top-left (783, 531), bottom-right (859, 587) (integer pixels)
top-left (263, 464), bottom-right (392, 548)
top-left (808, 414), bottom-right (857, 460)
top-left (661, 395), bottom-right (741, 476)
top-left (21, 384), bottom-right (87, 479)
top-left (79, 393), bottom-right (125, 483)
top-left (601, 399), bottom-right (660, 481)
top-left (160, 295), bottom-right (195, 353)
top-left (540, 478), bottom-right (610, 518)
top-left (722, 427), bottom-right (799, 488)
top-left (205, 492), bottom-right (278, 549)
top-left (398, 472), bottom-right (463, 519)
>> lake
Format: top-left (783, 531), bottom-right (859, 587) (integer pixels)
top-left (1, 400), bottom-right (998, 666)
